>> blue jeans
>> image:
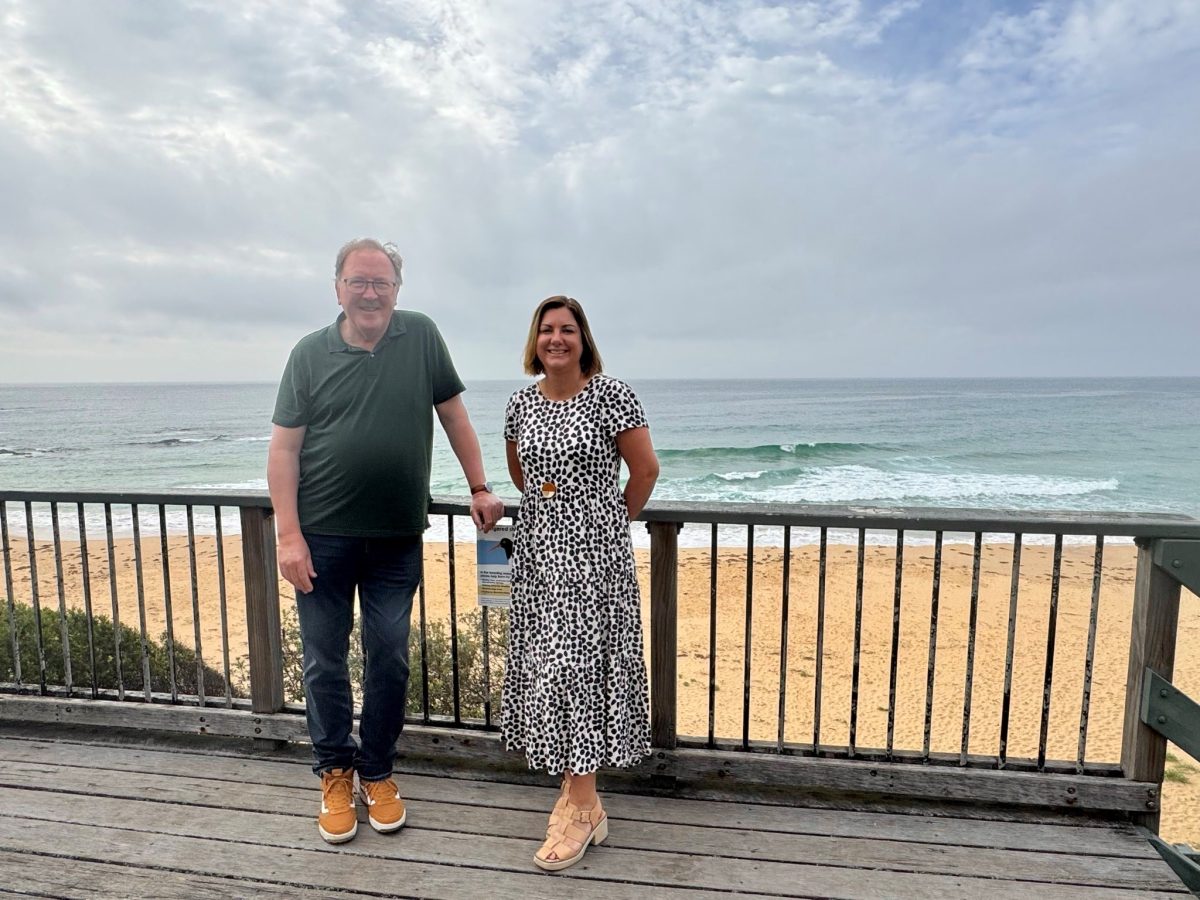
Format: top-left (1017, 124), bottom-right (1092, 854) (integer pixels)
top-left (296, 532), bottom-right (421, 780)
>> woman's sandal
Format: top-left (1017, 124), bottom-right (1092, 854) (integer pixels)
top-left (538, 776), bottom-right (572, 850)
top-left (534, 795), bottom-right (608, 872)
top-left (543, 778), bottom-right (569, 828)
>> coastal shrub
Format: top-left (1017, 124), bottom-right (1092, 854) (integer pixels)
top-left (0, 594), bottom-right (503, 722)
top-left (273, 605), bottom-right (507, 723)
top-left (413, 607), bottom-right (508, 722)
top-left (0, 599), bottom-right (241, 699)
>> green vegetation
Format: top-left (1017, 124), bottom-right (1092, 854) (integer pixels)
top-left (2, 596), bottom-right (506, 723)
top-left (412, 608), bottom-right (507, 721)
top-left (0, 600), bottom-right (240, 699)
top-left (1166, 751), bottom-right (1197, 785)
top-left (268, 604), bottom-right (507, 721)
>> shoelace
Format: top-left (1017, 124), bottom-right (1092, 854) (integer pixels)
top-left (323, 774), bottom-right (354, 811)
top-left (363, 778), bottom-right (398, 803)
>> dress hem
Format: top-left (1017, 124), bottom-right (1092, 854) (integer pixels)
top-left (500, 735), bottom-right (652, 777)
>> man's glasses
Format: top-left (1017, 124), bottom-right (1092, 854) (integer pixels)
top-left (342, 278), bottom-right (398, 294)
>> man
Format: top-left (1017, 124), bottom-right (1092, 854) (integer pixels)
top-left (267, 238), bottom-right (503, 844)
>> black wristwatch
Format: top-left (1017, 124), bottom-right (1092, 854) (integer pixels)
top-left (470, 481), bottom-right (493, 495)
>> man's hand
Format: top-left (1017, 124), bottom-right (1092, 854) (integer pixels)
top-left (278, 532), bottom-right (317, 593)
top-left (470, 491), bottom-right (505, 533)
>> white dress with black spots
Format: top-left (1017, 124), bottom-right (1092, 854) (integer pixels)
top-left (500, 374), bottom-right (652, 775)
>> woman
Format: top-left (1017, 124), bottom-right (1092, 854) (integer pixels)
top-left (501, 295), bottom-right (659, 872)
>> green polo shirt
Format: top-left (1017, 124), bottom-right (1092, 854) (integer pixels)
top-left (272, 310), bottom-right (465, 537)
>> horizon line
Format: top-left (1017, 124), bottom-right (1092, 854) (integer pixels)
top-left (4, 374), bottom-right (1200, 388)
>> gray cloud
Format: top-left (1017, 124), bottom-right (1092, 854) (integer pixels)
top-left (0, 0), bottom-right (1197, 382)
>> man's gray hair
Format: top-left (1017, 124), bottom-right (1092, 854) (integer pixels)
top-left (334, 238), bottom-right (404, 284)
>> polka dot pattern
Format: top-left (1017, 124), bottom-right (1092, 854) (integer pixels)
top-left (500, 374), bottom-right (651, 774)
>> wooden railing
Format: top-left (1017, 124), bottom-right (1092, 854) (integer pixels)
top-left (2, 489), bottom-right (1199, 832)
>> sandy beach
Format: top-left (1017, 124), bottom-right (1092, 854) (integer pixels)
top-left (3, 534), bottom-right (1198, 844)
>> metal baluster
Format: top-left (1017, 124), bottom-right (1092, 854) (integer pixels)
top-left (960, 532), bottom-right (983, 765)
top-left (448, 516), bottom-right (461, 724)
top-left (742, 524), bottom-right (754, 750)
top-left (104, 504), bottom-right (123, 700)
top-left (214, 507), bottom-right (232, 707)
top-left (77, 503), bottom-right (98, 699)
top-left (998, 534), bottom-right (1023, 768)
top-left (707, 523), bottom-right (718, 748)
top-left (50, 503), bottom-right (72, 694)
top-left (886, 530), bottom-right (904, 758)
top-left (922, 531), bottom-right (943, 761)
top-left (418, 551), bottom-right (430, 723)
top-left (777, 526), bottom-right (791, 752)
top-left (131, 504), bottom-right (153, 700)
top-left (812, 526), bottom-right (827, 755)
top-left (849, 528), bottom-right (866, 757)
top-left (481, 603), bottom-right (492, 727)
top-left (186, 506), bottom-right (205, 706)
top-left (25, 501), bottom-right (47, 694)
top-left (1038, 534), bottom-right (1064, 771)
top-left (1077, 536), bottom-right (1105, 772)
top-left (158, 506), bottom-right (177, 702)
top-left (1, 503), bottom-right (21, 685)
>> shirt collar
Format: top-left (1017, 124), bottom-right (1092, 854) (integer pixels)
top-left (324, 311), bottom-right (407, 352)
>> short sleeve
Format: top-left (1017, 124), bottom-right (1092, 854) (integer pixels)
top-left (503, 391), bottom-right (524, 441)
top-left (424, 318), bottom-right (466, 405)
top-left (271, 345), bottom-right (310, 427)
top-left (602, 378), bottom-right (648, 438)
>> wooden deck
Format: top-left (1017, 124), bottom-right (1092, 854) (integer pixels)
top-left (0, 723), bottom-right (1189, 899)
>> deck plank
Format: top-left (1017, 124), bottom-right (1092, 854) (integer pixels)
top-left (0, 729), bottom-right (1187, 899)
top-left (0, 820), bottom-right (749, 900)
top-left (0, 788), bottom-right (1187, 899)
top-left (0, 765), bottom-right (1179, 889)
top-left (0, 818), bottom-right (1184, 900)
top-left (0, 735), bottom-right (1155, 855)
top-left (0, 849), bottom-right (338, 898)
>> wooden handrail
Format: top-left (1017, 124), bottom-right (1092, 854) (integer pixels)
top-left (0, 489), bottom-right (274, 509)
top-left (4, 489), bottom-right (1200, 537)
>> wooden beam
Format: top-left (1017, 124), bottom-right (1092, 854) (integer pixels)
top-left (239, 507), bottom-right (285, 749)
top-left (0, 696), bottom-right (1158, 815)
top-left (1141, 669), bottom-right (1200, 763)
top-left (0, 489), bottom-right (273, 508)
top-left (1152, 538), bottom-right (1200, 598)
top-left (4, 488), bottom-right (1199, 536)
top-left (648, 521), bottom-right (679, 750)
top-left (0, 695), bottom-right (305, 741)
top-left (1120, 540), bottom-right (1182, 831)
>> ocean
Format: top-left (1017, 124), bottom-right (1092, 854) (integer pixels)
top-left (2, 378), bottom-right (1199, 544)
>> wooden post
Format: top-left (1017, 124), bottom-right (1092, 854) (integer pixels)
top-left (649, 522), bottom-right (679, 750)
top-left (1120, 539), bottom-right (1182, 831)
top-left (240, 507), bottom-right (286, 750)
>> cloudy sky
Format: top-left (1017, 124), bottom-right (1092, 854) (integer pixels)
top-left (1, 0), bottom-right (1197, 383)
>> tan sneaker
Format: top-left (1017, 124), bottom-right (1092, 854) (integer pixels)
top-left (318, 768), bottom-right (358, 844)
top-left (359, 775), bottom-right (406, 833)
